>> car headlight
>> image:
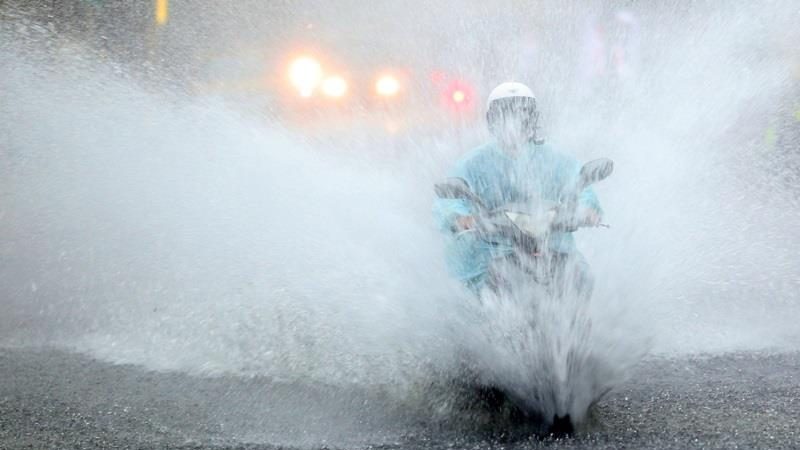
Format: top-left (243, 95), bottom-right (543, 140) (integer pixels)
top-left (321, 75), bottom-right (348, 98)
top-left (288, 56), bottom-right (322, 97)
top-left (375, 75), bottom-right (400, 97)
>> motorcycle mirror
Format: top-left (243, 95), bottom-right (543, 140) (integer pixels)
top-left (578, 158), bottom-right (614, 190)
top-left (434, 177), bottom-right (473, 200)
top-left (434, 178), bottom-right (487, 209)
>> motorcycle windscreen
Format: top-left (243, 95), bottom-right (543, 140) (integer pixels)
top-left (504, 210), bottom-right (555, 237)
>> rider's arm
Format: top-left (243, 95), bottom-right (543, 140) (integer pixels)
top-left (433, 152), bottom-right (485, 233)
top-left (575, 186), bottom-right (603, 226)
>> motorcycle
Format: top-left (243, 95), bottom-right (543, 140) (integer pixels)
top-left (434, 158), bottom-right (614, 435)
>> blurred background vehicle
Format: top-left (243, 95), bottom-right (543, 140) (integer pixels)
top-left (5, 0), bottom-right (798, 147)
top-left (195, 28), bottom-right (482, 138)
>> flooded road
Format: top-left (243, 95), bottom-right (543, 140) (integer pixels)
top-left (1, 348), bottom-right (798, 449)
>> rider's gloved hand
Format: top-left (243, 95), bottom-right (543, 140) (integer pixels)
top-left (553, 206), bottom-right (601, 231)
top-left (455, 215), bottom-right (476, 231)
top-left (581, 210), bottom-right (602, 227)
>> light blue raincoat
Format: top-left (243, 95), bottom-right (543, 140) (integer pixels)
top-left (433, 141), bottom-right (602, 289)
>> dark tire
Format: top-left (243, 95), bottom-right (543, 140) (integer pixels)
top-left (548, 414), bottom-right (574, 437)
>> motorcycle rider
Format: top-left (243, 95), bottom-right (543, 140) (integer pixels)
top-left (434, 82), bottom-right (603, 296)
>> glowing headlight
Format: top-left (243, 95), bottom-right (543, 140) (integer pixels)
top-left (452, 90), bottom-right (466, 103)
top-left (321, 75), bottom-right (348, 98)
top-left (289, 57), bottom-right (322, 97)
top-left (375, 75), bottom-right (400, 97)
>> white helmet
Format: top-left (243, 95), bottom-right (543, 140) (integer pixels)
top-left (486, 81), bottom-right (536, 109)
top-left (485, 82), bottom-right (542, 144)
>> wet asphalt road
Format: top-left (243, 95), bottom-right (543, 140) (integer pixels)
top-left (1, 348), bottom-right (798, 449)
